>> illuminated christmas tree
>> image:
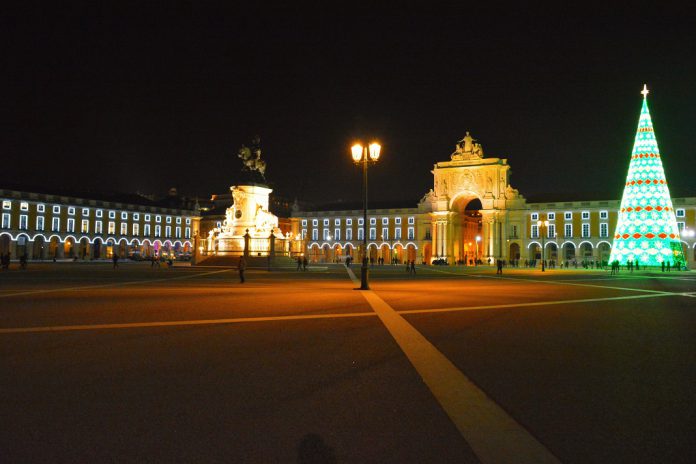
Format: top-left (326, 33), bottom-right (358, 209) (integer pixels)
top-left (609, 85), bottom-right (685, 268)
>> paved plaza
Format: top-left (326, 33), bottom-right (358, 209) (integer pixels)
top-left (1, 262), bottom-right (695, 463)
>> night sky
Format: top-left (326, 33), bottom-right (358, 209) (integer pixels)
top-left (3, 6), bottom-right (695, 206)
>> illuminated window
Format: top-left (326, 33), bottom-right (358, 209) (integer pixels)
top-left (175, 227), bottom-right (181, 238)
top-left (582, 223), bottom-right (590, 238)
top-left (323, 219), bottom-right (329, 227)
top-left (369, 228), bottom-right (376, 240)
top-left (346, 218), bottom-right (352, 226)
top-left (121, 212), bottom-right (128, 220)
top-left (395, 228), bottom-right (401, 240)
top-left (382, 218), bottom-right (388, 225)
top-left (408, 217), bottom-right (415, 225)
top-left (358, 218), bottom-right (364, 226)
top-left (165, 226), bottom-right (171, 238)
top-left (2, 213), bottom-right (11, 228)
top-left (565, 224), bottom-right (573, 238)
top-left (510, 225), bottom-right (518, 237)
top-left (82, 208), bottom-right (89, 216)
top-left (407, 227), bottom-right (414, 240)
top-left (395, 217), bottom-right (401, 225)
top-left (133, 213), bottom-right (139, 220)
top-left (37, 203), bottom-right (45, 213)
top-left (531, 212), bottom-right (539, 221)
top-left (323, 229), bottom-right (329, 240)
top-left (19, 215), bottom-right (28, 230)
top-left (133, 224), bottom-right (140, 236)
top-left (677, 222), bottom-right (685, 231)
top-left (184, 227), bottom-right (191, 239)
top-left (600, 223), bottom-right (608, 237)
top-left (155, 225), bottom-right (161, 237)
top-left (312, 229), bottom-right (318, 241)
top-left (145, 214), bottom-right (151, 221)
top-left (109, 211), bottom-right (115, 219)
top-left (81, 220), bottom-right (89, 233)
top-left (95, 221), bottom-right (102, 234)
top-left (166, 216), bottom-right (172, 224)
top-left (581, 211), bottom-right (590, 220)
top-left (301, 229), bottom-right (307, 239)
top-left (600, 210), bottom-right (608, 219)
top-left (531, 225), bottom-right (539, 238)
top-left (36, 216), bottom-right (45, 231)
top-left (185, 218), bottom-right (191, 225)
top-left (96, 209), bottom-right (103, 218)
top-left (68, 207), bottom-right (75, 216)
top-left (2, 200), bottom-right (11, 210)
top-left (312, 219), bottom-right (318, 227)
top-left (346, 229), bottom-right (352, 240)
top-left (334, 229), bottom-right (340, 241)
top-left (144, 224), bottom-right (150, 236)
top-left (547, 212), bottom-right (555, 220)
top-left (334, 218), bottom-right (340, 226)
top-left (108, 222), bottom-right (115, 234)
top-left (382, 228), bottom-right (388, 240)
top-left (156, 215), bottom-right (162, 223)
top-left (176, 217), bottom-right (181, 224)
top-left (52, 218), bottom-right (60, 232)
top-left (301, 219), bottom-right (307, 227)
top-left (370, 218), bottom-right (376, 225)
top-left (20, 202), bottom-right (28, 211)
top-left (120, 223), bottom-right (127, 235)
top-left (53, 205), bottom-right (60, 214)
top-left (548, 224), bottom-right (556, 238)
top-left (358, 228), bottom-right (364, 240)
top-left (564, 212), bottom-right (572, 220)
top-left (676, 209), bottom-right (685, 218)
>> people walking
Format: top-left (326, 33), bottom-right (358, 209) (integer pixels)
top-left (238, 256), bottom-right (246, 283)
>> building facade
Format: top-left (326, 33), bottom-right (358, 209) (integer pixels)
top-left (0, 188), bottom-right (201, 261)
top-left (290, 134), bottom-right (696, 266)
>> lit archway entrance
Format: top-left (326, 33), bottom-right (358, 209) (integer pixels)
top-left (597, 242), bottom-right (611, 265)
top-left (529, 243), bottom-right (541, 262)
top-left (333, 244), bottom-right (343, 263)
top-left (392, 243), bottom-right (404, 264)
top-left (546, 243), bottom-right (558, 262)
top-left (450, 196), bottom-right (483, 265)
top-left (379, 243), bottom-right (390, 264)
top-left (579, 243), bottom-right (593, 262)
top-left (422, 243), bottom-right (431, 264)
top-left (0, 233), bottom-right (10, 255)
top-left (308, 244), bottom-right (321, 263)
top-left (32, 235), bottom-right (45, 260)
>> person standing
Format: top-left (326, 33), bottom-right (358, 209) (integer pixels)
top-left (238, 256), bottom-right (246, 283)
top-left (112, 254), bottom-right (119, 269)
top-left (496, 258), bottom-right (503, 275)
top-left (410, 260), bottom-right (416, 275)
top-left (302, 256), bottom-right (308, 271)
top-left (297, 256), bottom-right (302, 271)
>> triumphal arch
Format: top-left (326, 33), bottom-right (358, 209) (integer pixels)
top-left (420, 132), bottom-right (527, 263)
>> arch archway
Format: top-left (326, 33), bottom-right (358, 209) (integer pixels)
top-left (392, 243), bottom-right (404, 264)
top-left (546, 242), bottom-right (558, 261)
top-left (597, 242), bottom-right (611, 265)
top-left (0, 233), bottom-right (10, 255)
top-left (579, 242), bottom-right (593, 261)
top-left (529, 242), bottom-right (541, 262)
top-left (78, 237), bottom-right (90, 259)
top-left (332, 243), bottom-right (343, 263)
top-left (422, 243), bottom-right (432, 264)
top-left (509, 242), bottom-right (520, 261)
top-left (32, 235), bottom-right (46, 260)
top-left (450, 195), bottom-right (483, 265)
top-left (308, 243), bottom-right (321, 263)
top-left (562, 242), bottom-right (576, 261)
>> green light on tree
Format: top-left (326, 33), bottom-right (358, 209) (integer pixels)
top-left (609, 85), bottom-right (685, 268)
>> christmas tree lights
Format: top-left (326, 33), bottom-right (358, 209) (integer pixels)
top-left (609, 85), bottom-right (685, 268)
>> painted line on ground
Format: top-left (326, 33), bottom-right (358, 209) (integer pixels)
top-left (0, 269), bottom-right (231, 299)
top-left (0, 311), bottom-right (378, 334)
top-left (429, 268), bottom-right (677, 295)
top-left (344, 267), bottom-right (561, 463)
top-left (398, 292), bottom-right (675, 315)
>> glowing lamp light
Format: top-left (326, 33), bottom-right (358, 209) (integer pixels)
top-left (351, 144), bottom-right (363, 162)
top-left (369, 142), bottom-right (381, 161)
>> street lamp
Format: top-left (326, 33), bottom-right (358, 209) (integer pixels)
top-left (475, 235), bottom-right (481, 265)
top-left (351, 141), bottom-right (381, 290)
top-left (537, 220), bottom-right (549, 272)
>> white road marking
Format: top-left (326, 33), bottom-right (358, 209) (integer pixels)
top-left (0, 269), bottom-right (231, 299)
top-left (345, 267), bottom-right (561, 463)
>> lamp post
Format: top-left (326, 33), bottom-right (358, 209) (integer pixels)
top-left (352, 142), bottom-right (381, 290)
top-left (475, 235), bottom-right (481, 265)
top-left (537, 220), bottom-right (549, 272)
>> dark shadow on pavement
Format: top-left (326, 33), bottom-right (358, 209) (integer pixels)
top-left (297, 433), bottom-right (336, 464)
